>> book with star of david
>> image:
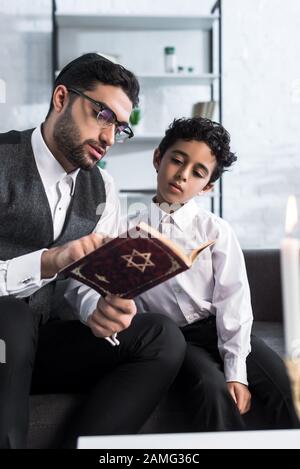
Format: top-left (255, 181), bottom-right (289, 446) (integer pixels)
top-left (61, 222), bottom-right (215, 299)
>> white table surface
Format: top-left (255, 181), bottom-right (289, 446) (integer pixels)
top-left (78, 429), bottom-right (300, 449)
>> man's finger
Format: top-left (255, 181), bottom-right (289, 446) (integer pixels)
top-left (88, 316), bottom-right (115, 338)
top-left (105, 294), bottom-right (137, 315)
top-left (91, 310), bottom-right (120, 334)
top-left (97, 297), bottom-right (127, 320)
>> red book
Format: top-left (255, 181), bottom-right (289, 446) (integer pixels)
top-left (61, 222), bottom-right (215, 299)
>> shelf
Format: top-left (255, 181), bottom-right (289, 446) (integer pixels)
top-left (130, 135), bottom-right (162, 143)
top-left (137, 73), bottom-right (220, 85)
top-left (119, 189), bottom-right (156, 195)
top-left (55, 71), bottom-right (219, 85)
top-left (56, 14), bottom-right (219, 31)
top-left (119, 189), bottom-right (215, 198)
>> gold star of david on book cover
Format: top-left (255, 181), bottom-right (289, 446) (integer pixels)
top-left (121, 249), bottom-right (155, 273)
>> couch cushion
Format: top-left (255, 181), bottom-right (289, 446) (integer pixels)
top-left (252, 321), bottom-right (284, 357)
top-left (243, 250), bottom-right (283, 322)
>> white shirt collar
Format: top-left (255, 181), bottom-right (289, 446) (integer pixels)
top-left (150, 197), bottom-right (200, 232)
top-left (31, 126), bottom-right (80, 195)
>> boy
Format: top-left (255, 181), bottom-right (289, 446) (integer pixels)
top-left (125, 117), bottom-right (300, 431)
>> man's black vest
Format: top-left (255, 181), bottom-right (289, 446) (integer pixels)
top-left (0, 129), bottom-right (106, 321)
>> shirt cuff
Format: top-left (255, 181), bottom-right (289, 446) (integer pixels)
top-left (6, 249), bottom-right (56, 297)
top-left (79, 294), bottom-right (99, 324)
top-left (223, 355), bottom-right (248, 385)
top-left (64, 283), bottom-right (100, 324)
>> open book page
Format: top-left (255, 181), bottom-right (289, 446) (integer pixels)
top-left (138, 222), bottom-right (215, 267)
top-left (189, 240), bottom-right (216, 263)
top-left (137, 222), bottom-right (191, 266)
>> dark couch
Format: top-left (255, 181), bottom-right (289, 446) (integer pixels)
top-left (28, 249), bottom-right (285, 448)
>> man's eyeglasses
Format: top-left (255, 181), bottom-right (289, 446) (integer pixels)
top-left (67, 87), bottom-right (134, 143)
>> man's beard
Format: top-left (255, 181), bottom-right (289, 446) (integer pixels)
top-left (53, 105), bottom-right (99, 171)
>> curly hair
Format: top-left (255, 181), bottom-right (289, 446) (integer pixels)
top-left (158, 117), bottom-right (237, 183)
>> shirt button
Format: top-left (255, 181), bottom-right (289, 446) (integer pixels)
top-left (22, 276), bottom-right (33, 284)
top-left (174, 286), bottom-right (182, 294)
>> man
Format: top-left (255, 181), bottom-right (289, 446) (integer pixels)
top-left (0, 53), bottom-right (186, 448)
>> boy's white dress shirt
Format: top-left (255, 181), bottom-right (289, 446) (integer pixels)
top-left (124, 199), bottom-right (253, 385)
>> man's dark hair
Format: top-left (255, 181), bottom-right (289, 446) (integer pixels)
top-left (46, 53), bottom-right (139, 119)
top-left (158, 117), bottom-right (237, 183)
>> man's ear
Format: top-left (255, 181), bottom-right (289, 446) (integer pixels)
top-left (52, 85), bottom-right (69, 113)
top-left (153, 148), bottom-right (161, 173)
top-left (198, 183), bottom-right (214, 195)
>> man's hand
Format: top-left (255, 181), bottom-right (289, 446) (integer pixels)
top-left (87, 294), bottom-right (137, 339)
top-left (227, 382), bottom-right (251, 415)
top-left (41, 233), bottom-right (107, 278)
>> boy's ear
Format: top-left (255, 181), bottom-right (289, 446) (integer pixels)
top-left (153, 148), bottom-right (161, 172)
top-left (198, 183), bottom-right (214, 195)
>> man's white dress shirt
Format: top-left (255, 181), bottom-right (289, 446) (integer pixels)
top-left (0, 126), bottom-right (120, 322)
top-left (124, 199), bottom-right (253, 385)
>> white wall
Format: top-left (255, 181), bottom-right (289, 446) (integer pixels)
top-left (222, 0), bottom-right (300, 247)
top-left (0, 0), bottom-right (52, 130)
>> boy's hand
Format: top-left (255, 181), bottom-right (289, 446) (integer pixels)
top-left (227, 382), bottom-right (251, 415)
top-left (41, 233), bottom-right (108, 278)
top-left (87, 294), bottom-right (137, 339)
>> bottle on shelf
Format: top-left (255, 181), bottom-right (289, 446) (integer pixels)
top-left (97, 159), bottom-right (107, 169)
top-left (130, 106), bottom-right (145, 136)
top-left (164, 46), bottom-right (176, 73)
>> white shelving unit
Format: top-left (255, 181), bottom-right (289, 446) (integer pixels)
top-left (54, 12), bottom-right (220, 139)
top-left (53, 2), bottom-right (222, 215)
